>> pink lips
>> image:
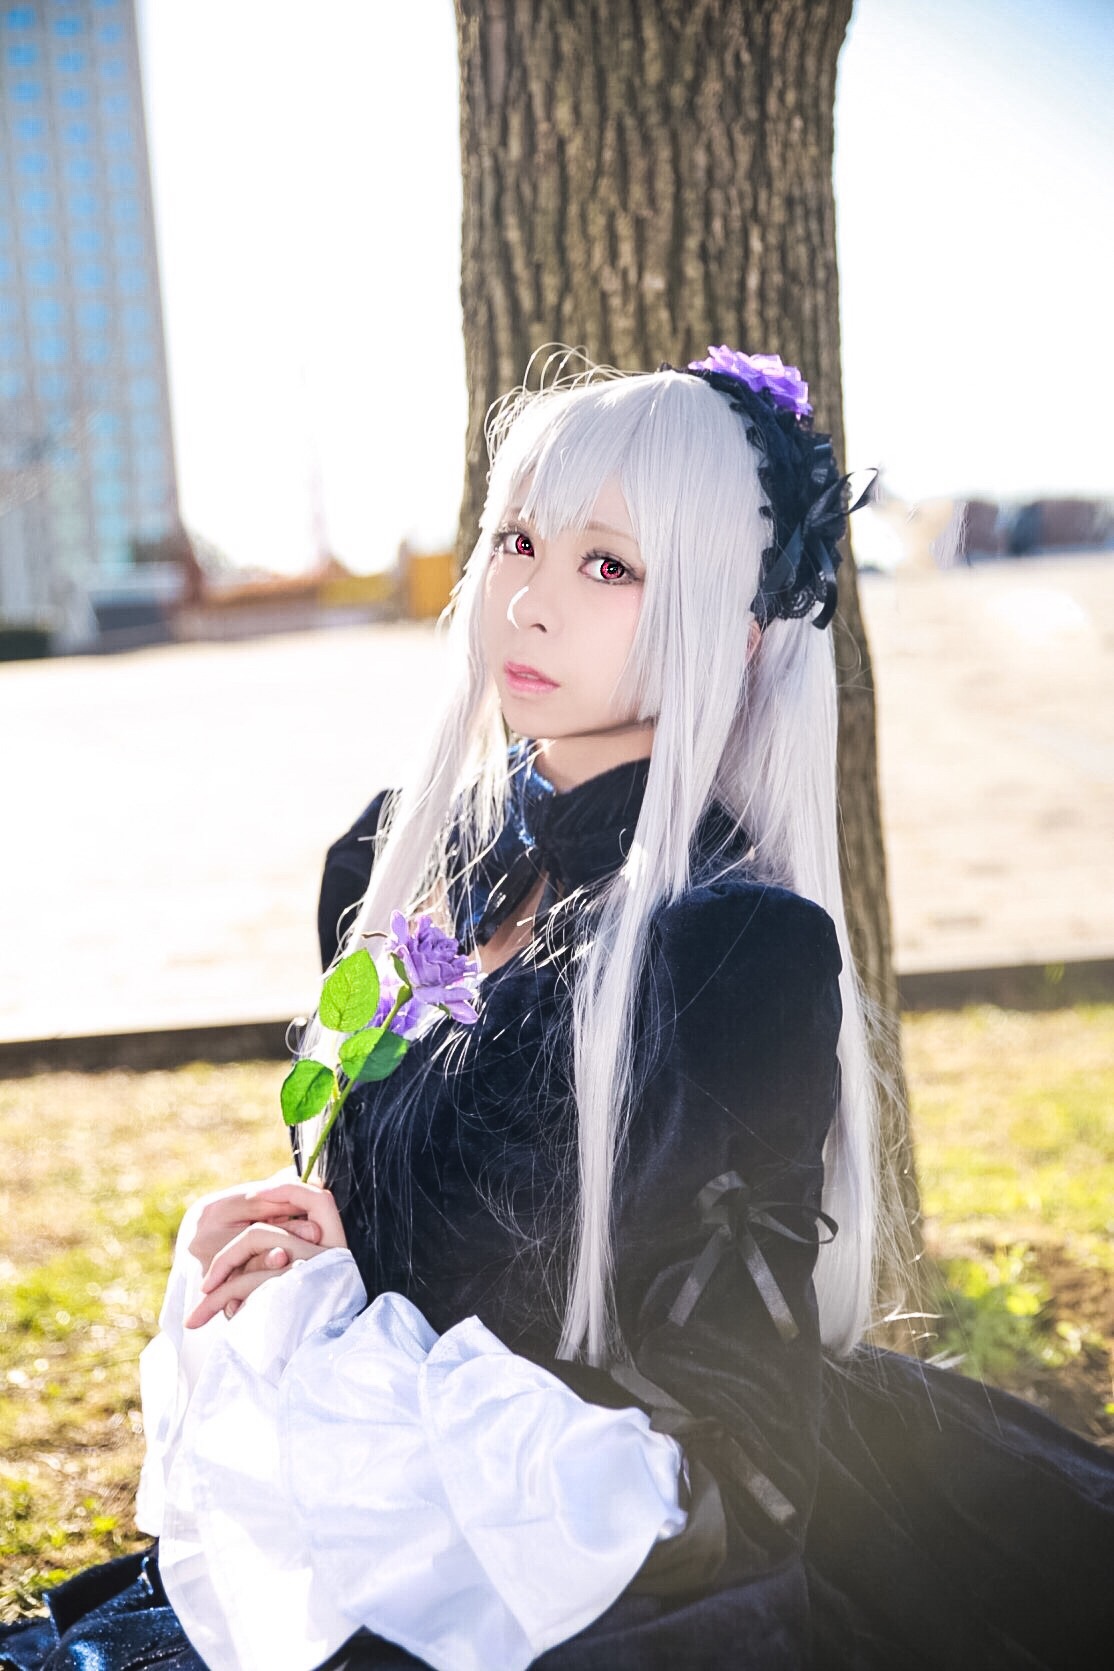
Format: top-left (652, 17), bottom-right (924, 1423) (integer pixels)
top-left (504, 661), bottom-right (559, 694)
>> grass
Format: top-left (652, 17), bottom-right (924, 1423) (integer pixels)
top-left (0, 1062), bottom-right (290, 1618)
top-left (904, 1006), bottom-right (1114, 1439)
top-left (1, 1010), bottom-right (1112, 1619)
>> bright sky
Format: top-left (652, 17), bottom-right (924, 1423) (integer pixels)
top-left (137, 0), bottom-right (1113, 575)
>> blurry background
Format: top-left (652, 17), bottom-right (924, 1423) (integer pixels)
top-left (1, 0), bottom-right (1112, 1044)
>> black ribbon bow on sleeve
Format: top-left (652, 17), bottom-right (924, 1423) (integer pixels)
top-left (667, 1169), bottom-right (838, 1341)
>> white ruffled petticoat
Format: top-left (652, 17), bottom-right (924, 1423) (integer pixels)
top-left (137, 1205), bottom-right (686, 1671)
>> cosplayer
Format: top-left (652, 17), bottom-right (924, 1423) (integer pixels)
top-left (2, 350), bottom-right (1111, 1671)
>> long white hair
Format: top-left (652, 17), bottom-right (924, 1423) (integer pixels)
top-left (316, 362), bottom-right (886, 1363)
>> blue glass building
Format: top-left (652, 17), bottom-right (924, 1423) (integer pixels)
top-left (0, 0), bottom-right (179, 646)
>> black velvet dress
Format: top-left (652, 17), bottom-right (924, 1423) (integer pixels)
top-left (3, 759), bottom-right (1112, 1671)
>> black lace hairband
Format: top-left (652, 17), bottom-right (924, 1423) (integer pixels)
top-left (669, 345), bottom-right (875, 630)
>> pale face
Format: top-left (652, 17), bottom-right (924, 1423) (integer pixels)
top-left (480, 477), bottom-right (654, 790)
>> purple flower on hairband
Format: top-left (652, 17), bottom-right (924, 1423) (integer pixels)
top-left (687, 345), bottom-right (812, 419)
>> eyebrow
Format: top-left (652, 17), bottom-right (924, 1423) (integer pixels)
top-left (584, 519), bottom-right (637, 542)
top-left (506, 509), bottom-right (636, 544)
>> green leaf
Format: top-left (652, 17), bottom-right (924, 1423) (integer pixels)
top-left (319, 949), bottom-right (380, 1032)
top-left (354, 1029), bottom-right (409, 1081)
top-left (280, 1059), bottom-right (337, 1125)
top-left (338, 1025), bottom-right (386, 1081)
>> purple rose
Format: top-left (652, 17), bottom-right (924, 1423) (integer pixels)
top-left (688, 344), bottom-right (812, 418)
top-left (386, 911), bottom-right (480, 1025)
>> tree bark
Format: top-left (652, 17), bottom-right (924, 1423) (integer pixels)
top-left (455, 0), bottom-right (923, 1331)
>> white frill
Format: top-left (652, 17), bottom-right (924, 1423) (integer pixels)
top-left (137, 1217), bottom-right (685, 1671)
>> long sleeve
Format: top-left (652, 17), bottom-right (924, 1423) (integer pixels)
top-left (140, 1235), bottom-right (685, 1671)
top-left (610, 881), bottom-right (843, 1624)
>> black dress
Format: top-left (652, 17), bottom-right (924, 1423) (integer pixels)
top-left (3, 758), bottom-right (1112, 1671)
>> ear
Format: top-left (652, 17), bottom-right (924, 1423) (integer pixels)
top-left (745, 619), bottom-right (762, 666)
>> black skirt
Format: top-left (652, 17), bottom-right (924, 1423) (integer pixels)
top-left (3, 1351), bottom-right (1111, 1671)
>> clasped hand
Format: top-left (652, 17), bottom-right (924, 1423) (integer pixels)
top-left (183, 1172), bottom-right (348, 1329)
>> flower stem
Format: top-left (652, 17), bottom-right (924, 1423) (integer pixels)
top-left (299, 1080), bottom-right (352, 1183)
top-left (299, 989), bottom-right (409, 1183)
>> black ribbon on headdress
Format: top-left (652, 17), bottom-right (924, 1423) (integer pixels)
top-left (756, 467), bottom-right (877, 631)
top-left (676, 360), bottom-right (876, 631)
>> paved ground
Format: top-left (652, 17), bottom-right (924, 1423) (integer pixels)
top-left (2, 553), bottom-right (1111, 1042)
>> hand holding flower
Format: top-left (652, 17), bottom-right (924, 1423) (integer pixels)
top-left (184, 1181), bottom-right (347, 1329)
top-left (186, 1170), bottom-right (323, 1274)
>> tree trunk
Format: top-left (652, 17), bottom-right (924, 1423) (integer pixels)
top-left (455, 0), bottom-right (923, 1333)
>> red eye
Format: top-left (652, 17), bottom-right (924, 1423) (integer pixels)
top-left (583, 554), bottom-right (631, 583)
top-left (514, 532), bottom-right (533, 557)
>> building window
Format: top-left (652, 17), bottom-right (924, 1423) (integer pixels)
top-left (75, 260), bottom-right (107, 289)
top-left (53, 13), bottom-right (85, 36)
top-left (78, 301), bottom-right (110, 330)
top-left (7, 6), bottom-right (38, 26)
top-left (105, 124), bottom-right (133, 153)
top-left (17, 152), bottom-right (48, 178)
top-left (107, 160), bottom-right (137, 189)
top-left (30, 297), bottom-right (64, 326)
top-left (6, 41), bottom-right (38, 66)
top-left (19, 186), bottom-right (53, 215)
top-left (93, 442), bottom-right (125, 471)
top-left (94, 477), bottom-right (126, 510)
top-left (63, 120), bottom-right (93, 144)
top-left (90, 411), bottom-right (121, 437)
top-left (114, 231), bottom-right (144, 261)
top-left (64, 156), bottom-right (96, 185)
top-left (80, 335), bottom-right (110, 365)
top-left (59, 86), bottom-right (90, 109)
top-left (14, 116), bottom-right (46, 141)
top-left (134, 443), bottom-right (165, 477)
top-left (32, 331), bottom-right (68, 366)
top-left (27, 257), bottom-right (60, 286)
top-left (0, 257), bottom-right (12, 283)
top-left (0, 333), bottom-right (21, 365)
top-left (99, 56), bottom-right (125, 80)
top-left (57, 49), bottom-right (88, 73)
top-left (117, 267), bottom-right (146, 295)
top-left (72, 227), bottom-right (105, 254)
top-left (102, 91), bottom-right (129, 117)
top-left (124, 337), bottom-right (152, 368)
top-left (11, 78), bottom-right (43, 103)
top-left (22, 224), bottom-right (57, 251)
top-left (131, 411), bottom-right (160, 440)
top-left (68, 190), bottom-right (100, 219)
top-left (0, 371), bottom-right (26, 400)
top-left (129, 375), bottom-right (158, 408)
top-left (39, 371), bottom-right (70, 404)
top-left (110, 195), bottom-right (139, 224)
top-left (98, 508), bottom-right (129, 537)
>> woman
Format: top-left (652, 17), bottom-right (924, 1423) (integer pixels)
top-left (3, 350), bottom-right (1111, 1671)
